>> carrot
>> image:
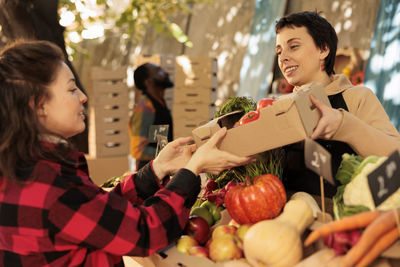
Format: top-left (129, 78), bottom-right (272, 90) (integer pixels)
top-left (304, 210), bottom-right (380, 246)
top-left (355, 227), bottom-right (399, 267)
top-left (340, 209), bottom-right (399, 267)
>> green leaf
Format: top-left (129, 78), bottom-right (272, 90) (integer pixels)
top-left (184, 40), bottom-right (193, 47)
top-left (168, 23), bottom-right (189, 43)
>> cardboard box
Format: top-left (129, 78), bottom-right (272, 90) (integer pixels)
top-left (85, 155), bottom-right (129, 186)
top-left (174, 116), bottom-right (210, 139)
top-left (91, 67), bottom-right (127, 81)
top-left (173, 86), bottom-right (213, 104)
top-left (172, 103), bottom-right (212, 122)
top-left (192, 83), bottom-right (331, 157)
top-left (174, 70), bottom-right (218, 88)
top-left (91, 81), bottom-right (128, 95)
top-left (174, 123), bottom-right (204, 139)
top-left (89, 106), bottom-right (129, 157)
top-left (175, 55), bottom-right (217, 73)
top-left (94, 140), bottom-right (129, 158)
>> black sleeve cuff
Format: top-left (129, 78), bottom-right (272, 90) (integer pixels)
top-left (134, 162), bottom-right (160, 199)
top-left (165, 168), bottom-right (201, 208)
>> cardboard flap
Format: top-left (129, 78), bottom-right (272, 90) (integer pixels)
top-left (294, 82), bottom-right (331, 137)
top-left (192, 125), bottom-right (214, 140)
top-left (272, 97), bottom-right (295, 115)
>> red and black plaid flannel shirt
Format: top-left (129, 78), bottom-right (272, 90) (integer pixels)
top-left (0, 143), bottom-right (200, 266)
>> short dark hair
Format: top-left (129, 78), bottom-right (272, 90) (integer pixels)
top-left (0, 39), bottom-right (65, 181)
top-left (133, 63), bottom-right (151, 92)
top-left (275, 11), bottom-right (338, 75)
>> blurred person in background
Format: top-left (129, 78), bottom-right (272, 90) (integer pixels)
top-left (129, 63), bottom-right (174, 170)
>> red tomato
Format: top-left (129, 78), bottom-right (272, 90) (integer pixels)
top-left (239, 110), bottom-right (259, 125)
top-left (224, 174), bottom-right (286, 224)
top-left (257, 98), bottom-right (276, 110)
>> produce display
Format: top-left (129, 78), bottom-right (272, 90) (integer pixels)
top-left (121, 96), bottom-right (400, 266)
top-left (333, 153), bottom-right (400, 220)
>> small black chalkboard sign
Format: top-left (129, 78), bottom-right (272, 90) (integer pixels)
top-left (367, 150), bottom-right (400, 207)
top-left (304, 138), bottom-right (334, 185)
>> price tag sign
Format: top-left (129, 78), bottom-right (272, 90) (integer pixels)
top-left (367, 150), bottom-right (400, 207)
top-left (304, 138), bottom-right (334, 185)
top-left (148, 125), bottom-right (169, 143)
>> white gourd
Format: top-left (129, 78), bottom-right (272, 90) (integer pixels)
top-left (243, 199), bottom-right (314, 267)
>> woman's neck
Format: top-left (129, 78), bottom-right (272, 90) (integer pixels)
top-left (39, 134), bottom-right (67, 144)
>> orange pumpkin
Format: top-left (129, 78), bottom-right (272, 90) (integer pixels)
top-left (224, 174), bottom-right (286, 224)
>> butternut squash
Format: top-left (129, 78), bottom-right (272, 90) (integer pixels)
top-left (243, 198), bottom-right (314, 267)
top-left (290, 191), bottom-right (321, 218)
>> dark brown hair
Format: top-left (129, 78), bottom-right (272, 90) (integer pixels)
top-left (0, 40), bottom-right (65, 181)
top-left (275, 11), bottom-right (338, 76)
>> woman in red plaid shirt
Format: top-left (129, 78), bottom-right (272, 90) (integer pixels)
top-left (0, 40), bottom-right (252, 266)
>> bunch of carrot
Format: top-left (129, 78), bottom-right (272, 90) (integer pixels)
top-left (304, 209), bottom-right (400, 267)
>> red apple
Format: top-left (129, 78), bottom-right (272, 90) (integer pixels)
top-left (209, 234), bottom-right (243, 262)
top-left (212, 225), bottom-right (237, 240)
top-left (176, 235), bottom-right (198, 254)
top-left (184, 216), bottom-right (211, 245)
top-left (256, 98), bottom-right (276, 111)
top-left (188, 245), bottom-right (209, 258)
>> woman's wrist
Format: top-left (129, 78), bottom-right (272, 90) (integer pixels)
top-left (184, 159), bottom-right (201, 176)
top-left (151, 159), bottom-right (166, 181)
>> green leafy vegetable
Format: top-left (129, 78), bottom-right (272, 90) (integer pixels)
top-left (213, 96), bottom-right (256, 119)
top-left (335, 153), bottom-right (363, 185)
top-left (207, 96), bottom-right (283, 189)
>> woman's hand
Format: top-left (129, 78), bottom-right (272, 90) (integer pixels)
top-left (184, 127), bottom-right (255, 175)
top-left (310, 95), bottom-right (343, 140)
top-left (152, 137), bottom-right (196, 179)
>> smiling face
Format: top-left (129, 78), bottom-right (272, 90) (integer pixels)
top-left (275, 26), bottom-right (330, 87)
top-left (38, 62), bottom-right (87, 138)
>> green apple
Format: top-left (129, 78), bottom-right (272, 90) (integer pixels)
top-left (190, 206), bottom-right (214, 226)
top-left (236, 224), bottom-right (251, 242)
top-left (200, 201), bottom-right (223, 224)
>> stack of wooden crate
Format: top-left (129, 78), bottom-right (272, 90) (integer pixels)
top-left (173, 55), bottom-right (217, 138)
top-left (86, 67), bottom-right (130, 185)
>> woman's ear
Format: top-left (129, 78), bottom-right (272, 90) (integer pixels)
top-left (30, 97), bottom-right (47, 117)
top-left (320, 45), bottom-right (330, 60)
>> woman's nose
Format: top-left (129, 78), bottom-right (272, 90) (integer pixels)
top-left (79, 89), bottom-right (88, 103)
top-left (279, 51), bottom-right (289, 64)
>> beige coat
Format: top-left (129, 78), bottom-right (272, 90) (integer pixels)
top-left (294, 74), bottom-right (400, 157)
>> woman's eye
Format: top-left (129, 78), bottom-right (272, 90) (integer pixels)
top-left (290, 45), bottom-right (299, 49)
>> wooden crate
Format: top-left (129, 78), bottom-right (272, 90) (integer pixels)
top-left (88, 67), bottom-right (129, 158)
